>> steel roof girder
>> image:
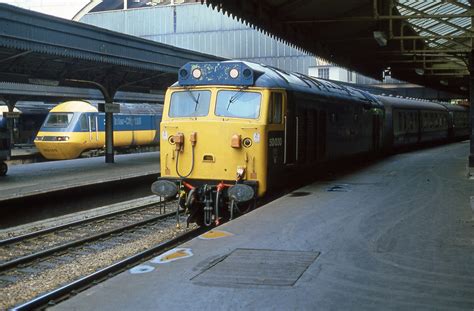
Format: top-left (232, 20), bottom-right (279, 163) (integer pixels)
top-left (0, 4), bottom-right (221, 73)
top-left (396, 2), bottom-right (473, 34)
top-left (406, 16), bottom-right (472, 48)
top-left (283, 13), bottom-right (474, 24)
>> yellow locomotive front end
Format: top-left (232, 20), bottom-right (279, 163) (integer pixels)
top-left (152, 62), bottom-right (283, 226)
top-left (35, 101), bottom-right (98, 160)
top-left (160, 85), bottom-right (267, 186)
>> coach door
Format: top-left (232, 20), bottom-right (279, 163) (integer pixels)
top-left (372, 114), bottom-right (381, 152)
top-left (284, 92), bottom-right (296, 164)
top-left (88, 114), bottom-right (99, 147)
top-left (267, 91), bottom-right (285, 182)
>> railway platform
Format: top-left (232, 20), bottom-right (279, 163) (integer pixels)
top-left (0, 152), bottom-right (160, 203)
top-left (52, 141), bottom-right (474, 310)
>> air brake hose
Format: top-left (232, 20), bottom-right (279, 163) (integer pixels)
top-left (176, 144), bottom-right (195, 178)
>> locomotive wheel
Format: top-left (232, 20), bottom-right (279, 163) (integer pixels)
top-left (0, 162), bottom-right (7, 176)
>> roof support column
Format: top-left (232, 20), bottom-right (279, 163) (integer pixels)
top-left (100, 88), bottom-right (116, 164)
top-left (105, 101), bottom-right (114, 164)
top-left (65, 79), bottom-right (117, 164)
top-left (469, 49), bottom-right (474, 170)
top-left (0, 95), bottom-right (19, 148)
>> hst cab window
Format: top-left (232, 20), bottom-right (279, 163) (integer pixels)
top-left (44, 113), bottom-right (74, 128)
top-left (215, 90), bottom-right (261, 119)
top-left (169, 90), bottom-right (211, 118)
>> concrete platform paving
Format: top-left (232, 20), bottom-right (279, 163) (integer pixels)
top-left (52, 142), bottom-right (474, 310)
top-left (0, 152), bottom-right (160, 202)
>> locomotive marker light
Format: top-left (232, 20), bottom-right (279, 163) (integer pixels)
top-left (229, 68), bottom-right (239, 79)
top-left (192, 68), bottom-right (202, 79)
top-left (151, 180), bottom-right (179, 199)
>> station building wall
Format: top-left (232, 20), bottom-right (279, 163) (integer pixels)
top-left (80, 3), bottom-right (316, 74)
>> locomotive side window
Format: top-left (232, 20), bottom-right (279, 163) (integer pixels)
top-left (79, 114), bottom-right (88, 131)
top-left (215, 90), bottom-right (261, 119)
top-left (169, 90), bottom-right (211, 118)
top-left (44, 113), bottom-right (73, 128)
top-left (269, 92), bottom-right (282, 124)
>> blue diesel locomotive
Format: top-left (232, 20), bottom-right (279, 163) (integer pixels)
top-left (151, 60), bottom-right (469, 226)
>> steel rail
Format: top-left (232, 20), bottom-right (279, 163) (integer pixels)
top-left (0, 206), bottom-right (180, 272)
top-left (10, 227), bottom-right (205, 311)
top-left (0, 198), bottom-right (168, 246)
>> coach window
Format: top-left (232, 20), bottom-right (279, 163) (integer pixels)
top-left (269, 92), bottom-right (282, 124)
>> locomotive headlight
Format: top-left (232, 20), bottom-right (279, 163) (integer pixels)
top-left (229, 68), bottom-right (239, 79)
top-left (242, 137), bottom-right (252, 148)
top-left (192, 68), bottom-right (202, 79)
top-left (35, 136), bottom-right (43, 141)
top-left (56, 136), bottom-right (69, 141)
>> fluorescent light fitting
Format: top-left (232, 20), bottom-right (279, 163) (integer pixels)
top-left (373, 31), bottom-right (387, 47)
top-left (28, 78), bottom-right (59, 86)
top-left (415, 68), bottom-right (424, 75)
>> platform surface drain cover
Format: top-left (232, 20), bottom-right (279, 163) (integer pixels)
top-left (192, 248), bottom-right (319, 287)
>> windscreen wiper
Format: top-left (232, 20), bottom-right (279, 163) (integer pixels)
top-left (194, 93), bottom-right (201, 111)
top-left (227, 86), bottom-right (248, 110)
top-left (184, 88), bottom-right (199, 106)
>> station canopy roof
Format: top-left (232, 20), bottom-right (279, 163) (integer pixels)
top-left (0, 3), bottom-right (222, 101)
top-left (203, 0), bottom-right (473, 97)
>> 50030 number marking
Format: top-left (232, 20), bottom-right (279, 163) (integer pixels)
top-left (268, 137), bottom-right (283, 147)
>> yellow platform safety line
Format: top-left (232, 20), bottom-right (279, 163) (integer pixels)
top-left (151, 248), bottom-right (193, 264)
top-left (198, 230), bottom-right (233, 240)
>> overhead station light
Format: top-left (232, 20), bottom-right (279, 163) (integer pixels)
top-left (28, 78), bottom-right (59, 86)
top-left (373, 31), bottom-right (387, 47)
top-left (415, 68), bottom-right (425, 76)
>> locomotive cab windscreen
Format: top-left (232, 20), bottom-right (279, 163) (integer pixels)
top-left (42, 112), bottom-right (74, 129)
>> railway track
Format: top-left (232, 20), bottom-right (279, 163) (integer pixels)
top-left (0, 197), bottom-right (201, 309)
top-left (0, 198), bottom-right (179, 273)
top-left (11, 227), bottom-right (204, 311)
